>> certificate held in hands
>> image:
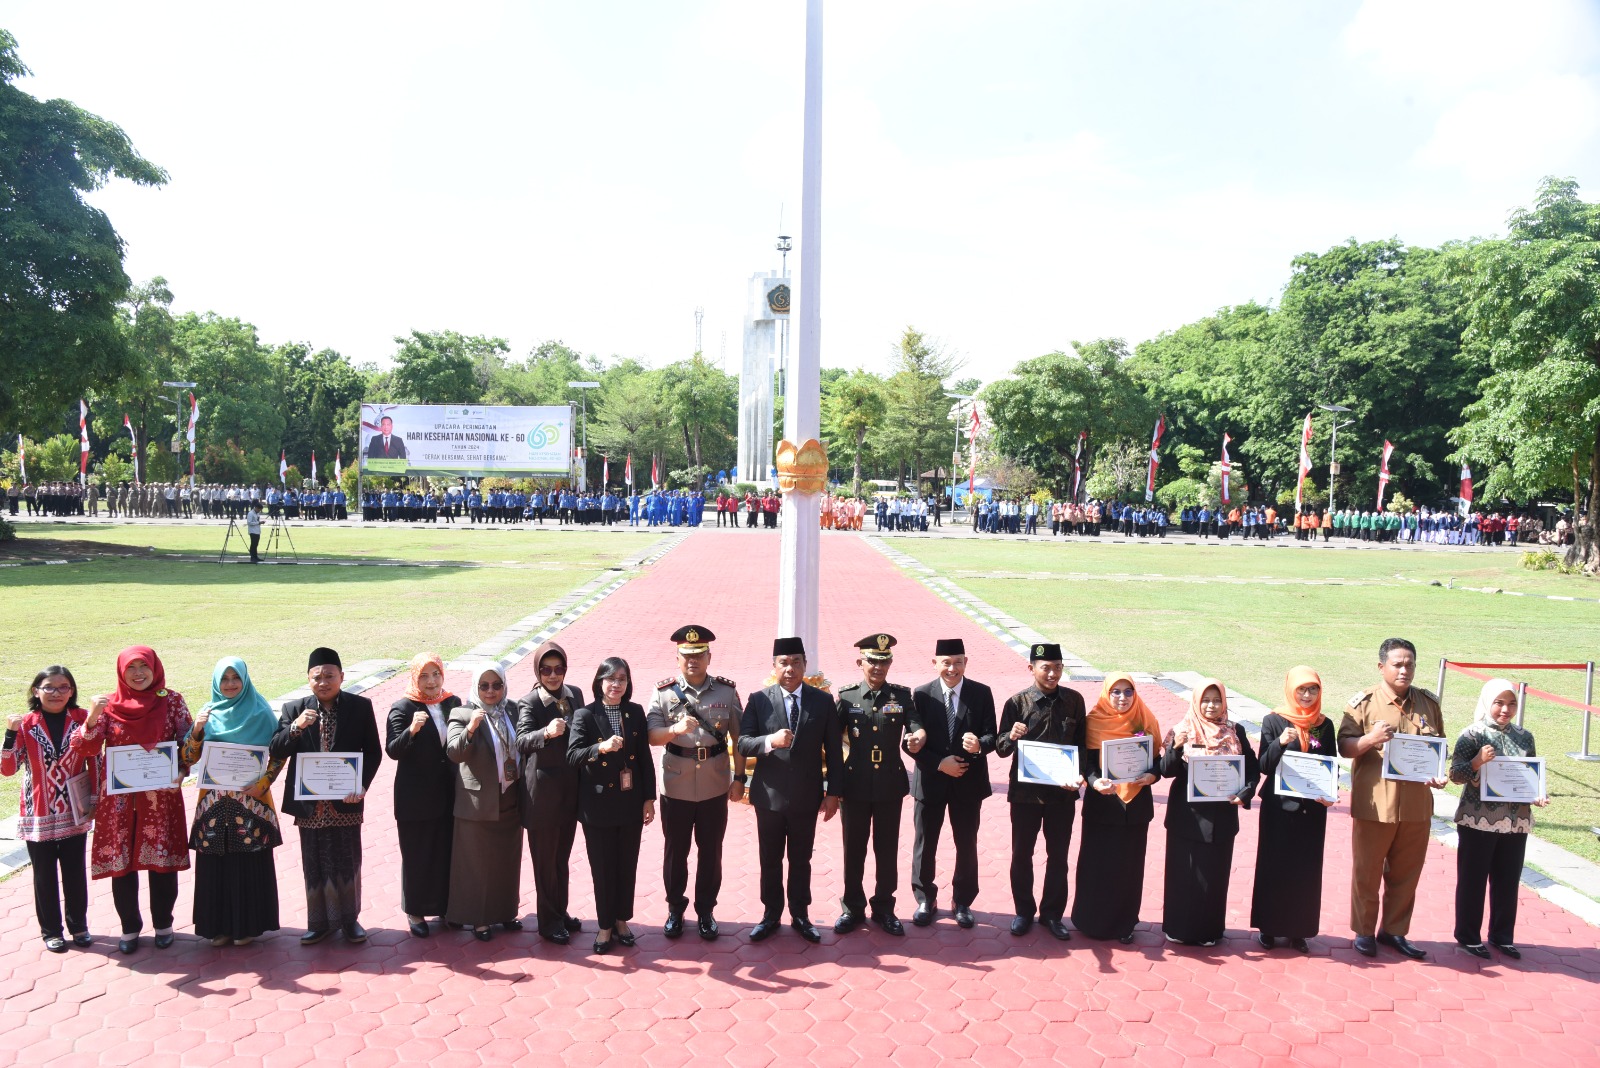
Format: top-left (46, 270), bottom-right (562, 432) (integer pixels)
top-left (1016, 741), bottom-right (1081, 788)
top-left (1187, 754), bottom-right (1246, 803)
top-left (1275, 751), bottom-right (1339, 803)
top-left (1381, 734), bottom-right (1448, 783)
top-left (196, 741), bottom-right (270, 791)
top-left (294, 752), bottom-right (364, 801)
top-left (1481, 756), bottom-right (1546, 804)
top-left (105, 741), bottom-right (181, 795)
top-left (1099, 735), bottom-right (1154, 783)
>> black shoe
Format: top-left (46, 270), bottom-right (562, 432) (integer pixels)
top-left (473, 928), bottom-right (493, 943)
top-left (44, 936), bottom-right (68, 954)
top-left (1045, 919), bottom-right (1072, 942)
top-left (501, 919), bottom-right (524, 932)
top-left (153, 932), bottom-right (175, 950)
top-left (698, 916), bottom-right (720, 941)
top-left (664, 913), bottom-right (685, 939)
top-left (615, 925), bottom-right (637, 948)
top-left (749, 915), bottom-right (781, 941)
top-left (444, 920), bottom-right (466, 930)
top-left (409, 920), bottom-right (431, 938)
top-left (874, 914), bottom-right (905, 937)
top-left (954, 907), bottom-right (975, 930)
top-left (343, 923), bottom-right (369, 944)
top-left (1256, 933), bottom-right (1277, 950)
top-left (1290, 938), bottom-right (1310, 953)
top-left (542, 927), bottom-right (570, 945)
top-left (1353, 935), bottom-right (1377, 957)
top-left (72, 932), bottom-right (93, 948)
top-left (118, 936), bottom-right (139, 954)
top-left (1458, 941), bottom-right (1491, 960)
top-left (300, 929), bottom-right (330, 946)
top-left (912, 903), bottom-right (936, 927)
top-left (593, 934), bottom-right (613, 955)
top-left (1491, 942), bottom-right (1522, 960)
top-left (791, 917), bottom-right (822, 943)
top-left (1009, 916), bottom-right (1033, 937)
top-left (833, 912), bottom-right (863, 934)
top-left (564, 914), bottom-right (583, 932)
top-left (1377, 933), bottom-right (1427, 960)
top-left (1118, 932), bottom-right (1136, 945)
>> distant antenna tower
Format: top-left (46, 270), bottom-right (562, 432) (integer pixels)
top-left (695, 306), bottom-right (704, 354)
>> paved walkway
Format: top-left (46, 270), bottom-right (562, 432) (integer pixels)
top-left (2, 532), bottom-right (1597, 1067)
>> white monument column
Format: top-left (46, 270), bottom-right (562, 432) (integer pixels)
top-left (776, 0), bottom-right (826, 679)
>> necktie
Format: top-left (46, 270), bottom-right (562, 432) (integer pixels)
top-left (788, 693), bottom-right (799, 733)
top-left (946, 689), bottom-right (958, 739)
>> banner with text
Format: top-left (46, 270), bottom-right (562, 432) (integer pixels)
top-left (358, 403), bottom-right (574, 476)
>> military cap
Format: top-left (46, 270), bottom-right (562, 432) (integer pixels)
top-left (671, 624), bottom-right (715, 655)
top-left (855, 633), bottom-right (897, 661)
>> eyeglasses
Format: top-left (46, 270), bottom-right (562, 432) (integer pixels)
top-left (1109, 688), bottom-right (1135, 697)
top-left (538, 665), bottom-right (565, 676)
top-left (478, 681), bottom-right (505, 690)
top-left (37, 685), bottom-right (72, 695)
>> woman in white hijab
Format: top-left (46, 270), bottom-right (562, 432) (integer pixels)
top-left (1449, 677), bottom-right (1546, 960)
top-left (445, 661), bottom-right (528, 941)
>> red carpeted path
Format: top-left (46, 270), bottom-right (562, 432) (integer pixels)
top-left (2, 529), bottom-right (1597, 1067)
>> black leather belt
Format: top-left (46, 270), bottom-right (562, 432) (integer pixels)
top-left (667, 742), bottom-right (721, 762)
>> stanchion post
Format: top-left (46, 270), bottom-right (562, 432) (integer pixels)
top-left (1516, 681), bottom-right (1527, 729)
top-left (1571, 661), bottom-right (1599, 762)
top-left (1437, 658), bottom-right (1448, 705)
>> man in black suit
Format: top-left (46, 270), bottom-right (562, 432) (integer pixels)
top-left (736, 637), bottom-right (843, 943)
top-left (906, 637), bottom-right (997, 929)
top-left (364, 416), bottom-right (408, 460)
top-left (270, 647), bottom-right (384, 945)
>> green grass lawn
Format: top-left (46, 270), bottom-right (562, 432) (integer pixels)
top-left (0, 525), bottom-right (659, 816)
top-left (898, 538), bottom-right (1600, 867)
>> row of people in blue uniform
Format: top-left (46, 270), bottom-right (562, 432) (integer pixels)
top-left (263, 488), bottom-right (348, 520)
top-left (353, 487), bottom-right (712, 527)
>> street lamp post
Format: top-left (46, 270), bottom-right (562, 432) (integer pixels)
top-left (568, 381), bottom-right (600, 491)
top-left (159, 380), bottom-right (198, 488)
top-left (947, 392), bottom-right (973, 510)
top-left (1317, 404), bottom-right (1352, 514)
top-left (776, 235), bottom-right (792, 407)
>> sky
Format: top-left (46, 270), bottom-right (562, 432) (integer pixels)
top-left (6, 0), bottom-right (1599, 385)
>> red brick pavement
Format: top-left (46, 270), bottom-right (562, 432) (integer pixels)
top-left (2, 529), bottom-right (1597, 1067)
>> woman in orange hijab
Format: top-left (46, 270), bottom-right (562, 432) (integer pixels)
top-left (1159, 679), bottom-right (1259, 947)
top-left (1249, 666), bottom-right (1336, 952)
top-left (1071, 673), bottom-right (1163, 944)
top-left (386, 652), bottom-right (462, 937)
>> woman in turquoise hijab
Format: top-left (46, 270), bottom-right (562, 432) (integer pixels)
top-left (180, 657), bottom-right (287, 946)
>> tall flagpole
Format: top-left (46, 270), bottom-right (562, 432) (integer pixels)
top-left (776, 0), bottom-right (826, 676)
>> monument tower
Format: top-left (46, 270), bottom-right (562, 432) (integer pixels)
top-left (737, 271), bottom-right (788, 487)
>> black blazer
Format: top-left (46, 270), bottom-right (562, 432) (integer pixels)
top-left (386, 697), bottom-right (462, 822)
top-left (1257, 713), bottom-right (1337, 818)
top-left (270, 692), bottom-right (383, 821)
top-left (994, 685), bottom-right (1087, 806)
top-left (1160, 723), bottom-right (1261, 844)
top-left (567, 701), bottom-right (655, 826)
top-left (906, 678), bottom-right (997, 803)
top-left (515, 684), bottom-right (584, 774)
top-left (736, 683), bottom-right (842, 813)
top-left (1079, 747), bottom-right (1155, 827)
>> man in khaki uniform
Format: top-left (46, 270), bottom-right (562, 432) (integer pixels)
top-left (646, 624), bottom-right (746, 941)
top-left (1338, 637), bottom-right (1447, 959)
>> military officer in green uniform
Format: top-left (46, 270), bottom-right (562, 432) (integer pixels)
top-left (833, 633), bottom-right (926, 936)
top-left (646, 624), bottom-right (746, 941)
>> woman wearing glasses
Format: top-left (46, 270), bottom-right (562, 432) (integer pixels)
top-left (386, 652), bottom-right (461, 938)
top-left (514, 641), bottom-right (585, 943)
top-left (445, 662), bottom-right (527, 941)
top-left (1071, 674), bottom-right (1162, 943)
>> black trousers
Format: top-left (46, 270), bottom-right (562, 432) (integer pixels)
top-left (397, 816), bottom-right (453, 918)
top-left (840, 796), bottom-right (903, 917)
top-left (526, 787), bottom-right (579, 933)
top-left (754, 805), bottom-right (819, 918)
top-left (1010, 803), bottom-right (1075, 921)
top-left (582, 819), bottom-right (643, 930)
top-left (911, 796), bottom-right (981, 909)
top-left (248, 533), bottom-right (260, 561)
top-left (26, 835), bottom-right (88, 938)
top-left (1455, 825), bottom-right (1526, 946)
top-left (660, 794), bottom-right (728, 918)
top-left (111, 869), bottom-right (179, 935)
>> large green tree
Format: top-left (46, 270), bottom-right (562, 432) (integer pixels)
top-left (822, 369), bottom-right (888, 495)
top-left (1453, 177), bottom-right (1600, 569)
top-left (388, 330), bottom-right (505, 404)
top-left (0, 30), bottom-right (167, 435)
top-left (870, 327), bottom-right (960, 489)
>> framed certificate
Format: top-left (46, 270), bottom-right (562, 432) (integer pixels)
top-left (105, 741), bottom-right (181, 795)
top-left (1187, 754), bottom-right (1246, 802)
top-left (195, 741), bottom-right (270, 791)
top-left (293, 752), bottom-right (364, 801)
top-left (1275, 751), bottom-right (1339, 803)
top-left (66, 770), bottom-right (95, 822)
top-left (1016, 741), bottom-right (1081, 787)
top-left (1381, 734), bottom-right (1448, 783)
top-left (1099, 735), bottom-right (1155, 783)
top-left (1481, 756), bottom-right (1546, 803)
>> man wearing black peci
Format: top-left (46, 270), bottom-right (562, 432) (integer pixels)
top-left (736, 637), bottom-right (843, 943)
top-left (907, 637), bottom-right (997, 929)
top-left (994, 643), bottom-right (1086, 940)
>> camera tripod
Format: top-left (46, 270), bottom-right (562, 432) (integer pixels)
top-left (218, 513), bottom-right (299, 564)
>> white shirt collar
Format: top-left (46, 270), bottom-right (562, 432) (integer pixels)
top-left (939, 679), bottom-right (963, 703)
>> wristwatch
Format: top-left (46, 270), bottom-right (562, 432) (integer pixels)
top-left (733, 774), bottom-right (748, 784)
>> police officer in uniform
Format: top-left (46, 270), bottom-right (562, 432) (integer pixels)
top-left (646, 625), bottom-right (747, 940)
top-left (832, 634), bottom-right (926, 936)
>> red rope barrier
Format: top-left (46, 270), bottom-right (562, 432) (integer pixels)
top-left (1445, 662), bottom-right (1590, 671)
top-left (1442, 661), bottom-right (1599, 718)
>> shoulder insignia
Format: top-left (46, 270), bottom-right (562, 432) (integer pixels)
top-left (657, 677), bottom-right (677, 690)
top-left (1413, 687), bottom-right (1438, 702)
top-left (1348, 688), bottom-right (1373, 709)
top-left (714, 676), bottom-right (740, 691)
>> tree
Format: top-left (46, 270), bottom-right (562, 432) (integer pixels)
top-left (1452, 177), bottom-right (1600, 570)
top-left (660, 352), bottom-right (738, 472)
top-left (589, 369), bottom-right (673, 484)
top-left (279, 343), bottom-right (367, 474)
top-left (484, 340), bottom-right (603, 406)
top-left (389, 331), bottom-right (503, 404)
top-left (174, 312), bottom-right (286, 473)
top-left (871, 327), bottom-right (960, 490)
top-left (104, 277), bottom-right (182, 478)
top-left (0, 30), bottom-right (168, 435)
top-left (823, 370), bottom-right (887, 495)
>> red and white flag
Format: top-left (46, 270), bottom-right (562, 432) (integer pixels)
top-left (1376, 440), bottom-right (1395, 510)
top-left (123, 415), bottom-right (140, 484)
top-left (1458, 462), bottom-right (1473, 516)
top-left (334, 450), bottom-right (342, 486)
top-left (1144, 414), bottom-right (1166, 502)
top-left (1220, 432), bottom-right (1233, 506)
top-left (186, 393), bottom-right (198, 488)
top-left (651, 455), bottom-right (659, 488)
top-left (17, 434), bottom-right (25, 484)
top-left (1294, 413), bottom-right (1314, 510)
top-left (278, 450), bottom-right (288, 485)
top-left (79, 400), bottom-right (90, 484)
top-left (311, 451), bottom-right (317, 484)
top-left (1071, 430), bottom-right (1086, 502)
top-left (967, 406), bottom-right (982, 495)
top-left (602, 455), bottom-right (610, 488)
top-left (624, 454), bottom-right (634, 486)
